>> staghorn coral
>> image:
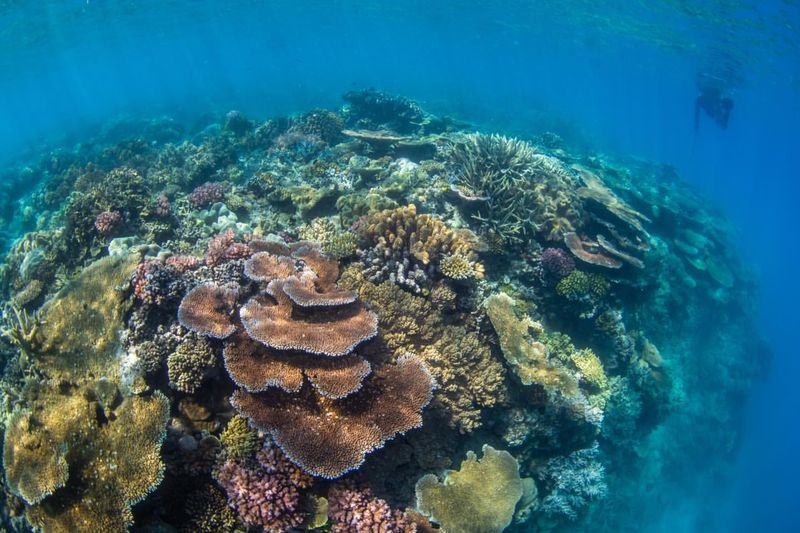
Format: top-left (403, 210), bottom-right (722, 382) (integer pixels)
top-left (340, 266), bottom-right (507, 433)
top-left (177, 282), bottom-right (239, 339)
top-left (220, 414), bottom-right (262, 461)
top-left (485, 292), bottom-right (578, 397)
top-left (447, 133), bottom-right (582, 244)
top-left (415, 445), bottom-right (524, 533)
top-left (328, 479), bottom-right (416, 532)
top-left (167, 335), bottom-right (217, 393)
top-left (216, 445), bottom-right (313, 532)
top-left (232, 354), bottom-right (434, 479)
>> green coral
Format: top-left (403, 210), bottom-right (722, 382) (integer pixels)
top-left (220, 415), bottom-right (262, 461)
top-left (556, 270), bottom-right (610, 300)
top-left (415, 445), bottom-right (524, 533)
top-left (298, 217), bottom-right (358, 258)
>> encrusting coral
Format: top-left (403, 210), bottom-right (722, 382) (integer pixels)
top-left (415, 444), bottom-right (525, 533)
top-left (485, 292), bottom-right (578, 397)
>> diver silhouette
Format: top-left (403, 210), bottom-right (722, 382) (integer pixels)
top-left (695, 87), bottom-right (734, 130)
top-left (694, 53), bottom-right (740, 131)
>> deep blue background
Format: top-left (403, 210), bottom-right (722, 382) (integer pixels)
top-left (1, 1), bottom-right (798, 530)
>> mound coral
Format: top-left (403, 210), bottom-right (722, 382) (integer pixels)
top-left (415, 445), bottom-right (524, 533)
top-left (167, 335), bottom-right (217, 393)
top-left (555, 270), bottom-right (610, 301)
top-left (541, 247), bottom-right (575, 277)
top-left (188, 181), bottom-right (225, 207)
top-left (216, 446), bottom-right (313, 532)
top-left (220, 414), bottom-right (262, 461)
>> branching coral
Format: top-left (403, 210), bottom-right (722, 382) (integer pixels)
top-left (356, 204), bottom-right (483, 292)
top-left (447, 133), bottom-right (582, 244)
top-left (216, 446), bottom-right (313, 532)
top-left (167, 335), bottom-right (217, 393)
top-left (328, 479), bottom-right (416, 532)
top-left (536, 442), bottom-right (607, 521)
top-left (415, 445), bottom-right (524, 533)
top-left (220, 414), bottom-right (262, 461)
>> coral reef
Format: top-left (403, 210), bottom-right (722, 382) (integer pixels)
top-left (415, 445), bottom-right (525, 533)
top-left (0, 93), bottom-right (765, 533)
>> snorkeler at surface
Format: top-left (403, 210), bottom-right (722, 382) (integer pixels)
top-left (694, 52), bottom-right (741, 130)
top-left (695, 86), bottom-right (734, 130)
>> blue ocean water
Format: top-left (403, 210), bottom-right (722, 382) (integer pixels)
top-left (0, 1), bottom-right (798, 531)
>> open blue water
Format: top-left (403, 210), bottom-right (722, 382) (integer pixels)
top-left (1, 1), bottom-right (798, 531)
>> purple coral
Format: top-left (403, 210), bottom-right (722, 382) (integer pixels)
top-left (188, 182), bottom-right (224, 207)
top-left (94, 210), bottom-right (122, 235)
top-left (131, 260), bottom-right (185, 306)
top-left (216, 446), bottom-right (312, 533)
top-left (541, 247), bottom-right (575, 278)
top-left (328, 480), bottom-right (416, 533)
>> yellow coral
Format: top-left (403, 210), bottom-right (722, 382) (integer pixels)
top-left (8, 388), bottom-right (169, 533)
top-left (220, 415), bottom-right (262, 461)
top-left (415, 445), bottom-right (524, 533)
top-left (571, 348), bottom-right (608, 391)
top-left (359, 204), bottom-right (483, 273)
top-left (485, 292), bottom-right (578, 397)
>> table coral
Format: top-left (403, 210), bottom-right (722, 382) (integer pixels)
top-left (177, 282), bottom-right (239, 339)
top-left (415, 444), bottom-right (524, 533)
top-left (232, 354), bottom-right (434, 479)
top-left (10, 389), bottom-right (169, 533)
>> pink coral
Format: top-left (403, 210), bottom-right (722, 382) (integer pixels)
top-left (94, 210), bottom-right (122, 235)
top-left (216, 446), bottom-right (312, 533)
top-left (165, 254), bottom-right (200, 273)
top-left (188, 182), bottom-right (224, 207)
top-left (328, 480), bottom-right (416, 533)
top-left (205, 230), bottom-right (252, 267)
